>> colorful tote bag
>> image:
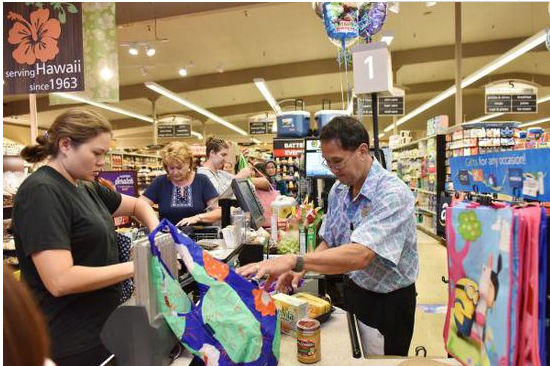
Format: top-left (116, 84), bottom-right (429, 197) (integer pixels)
top-left (148, 219), bottom-right (280, 366)
top-left (444, 202), bottom-right (514, 366)
top-left (514, 206), bottom-right (542, 366)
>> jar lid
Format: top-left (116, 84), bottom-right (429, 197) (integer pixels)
top-left (297, 318), bottom-right (320, 331)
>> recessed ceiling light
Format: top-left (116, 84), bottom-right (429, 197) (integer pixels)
top-left (128, 45), bottom-right (139, 56)
top-left (179, 68), bottom-right (187, 77)
top-left (146, 45), bottom-right (156, 57)
top-left (100, 67), bottom-right (113, 81)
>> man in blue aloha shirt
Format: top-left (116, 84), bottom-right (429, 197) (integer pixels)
top-left (238, 116), bottom-right (418, 356)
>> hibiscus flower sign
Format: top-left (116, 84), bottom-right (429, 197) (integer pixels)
top-left (3, 2), bottom-right (84, 95)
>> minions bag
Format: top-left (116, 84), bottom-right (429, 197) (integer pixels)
top-left (148, 219), bottom-right (280, 366)
top-left (444, 202), bottom-right (514, 366)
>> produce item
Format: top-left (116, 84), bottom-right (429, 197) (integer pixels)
top-left (277, 233), bottom-right (299, 254)
top-left (292, 293), bottom-right (331, 319)
top-left (272, 293), bottom-right (308, 338)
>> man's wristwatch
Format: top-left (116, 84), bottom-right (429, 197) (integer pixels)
top-left (292, 254), bottom-right (304, 272)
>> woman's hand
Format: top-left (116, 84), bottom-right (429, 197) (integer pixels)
top-left (177, 214), bottom-right (201, 226)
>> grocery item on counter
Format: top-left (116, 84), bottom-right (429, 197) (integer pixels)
top-left (297, 318), bottom-right (321, 364)
top-left (292, 293), bottom-right (331, 319)
top-left (272, 293), bottom-right (308, 338)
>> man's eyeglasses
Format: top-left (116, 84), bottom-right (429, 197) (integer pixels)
top-left (321, 150), bottom-right (357, 171)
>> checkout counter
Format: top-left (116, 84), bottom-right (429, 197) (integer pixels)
top-left (100, 178), bottom-right (460, 366)
top-left (100, 230), bottom-right (459, 366)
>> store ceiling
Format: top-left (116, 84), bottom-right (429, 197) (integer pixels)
top-left (3, 2), bottom-right (550, 147)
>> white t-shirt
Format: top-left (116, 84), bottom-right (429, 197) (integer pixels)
top-left (197, 167), bottom-right (233, 195)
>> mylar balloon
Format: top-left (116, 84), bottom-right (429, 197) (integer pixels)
top-left (311, 2), bottom-right (323, 19)
top-left (322, 2), bottom-right (360, 49)
top-left (358, 2), bottom-right (388, 40)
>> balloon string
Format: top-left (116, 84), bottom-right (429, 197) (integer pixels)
top-left (338, 48), bottom-right (345, 111)
top-left (343, 38), bottom-right (351, 110)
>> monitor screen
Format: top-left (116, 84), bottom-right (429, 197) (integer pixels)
top-left (231, 178), bottom-right (265, 229)
top-left (304, 138), bottom-right (335, 178)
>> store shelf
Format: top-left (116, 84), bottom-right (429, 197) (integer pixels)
top-left (417, 207), bottom-right (436, 215)
top-left (416, 189), bottom-right (437, 195)
top-left (417, 224), bottom-right (446, 245)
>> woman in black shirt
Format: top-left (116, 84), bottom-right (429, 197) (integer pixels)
top-left (13, 109), bottom-right (159, 366)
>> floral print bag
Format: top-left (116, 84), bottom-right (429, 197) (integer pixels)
top-left (148, 219), bottom-right (280, 366)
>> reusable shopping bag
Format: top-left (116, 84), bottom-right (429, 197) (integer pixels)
top-left (444, 202), bottom-right (514, 366)
top-left (514, 206), bottom-right (542, 366)
top-left (117, 232), bottom-right (134, 303)
top-left (148, 219), bottom-right (280, 366)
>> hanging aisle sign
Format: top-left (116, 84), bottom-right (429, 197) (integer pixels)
top-left (249, 121), bottom-right (268, 135)
top-left (174, 124), bottom-right (191, 138)
top-left (157, 125), bottom-right (175, 138)
top-left (353, 96), bottom-right (405, 116)
top-left (450, 148), bottom-right (550, 201)
top-left (3, 3), bottom-right (84, 95)
top-left (485, 80), bottom-right (538, 114)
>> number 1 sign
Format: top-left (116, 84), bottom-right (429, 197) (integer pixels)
top-left (352, 42), bottom-right (393, 96)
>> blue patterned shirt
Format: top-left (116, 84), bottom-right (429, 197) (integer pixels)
top-left (319, 160), bottom-right (418, 293)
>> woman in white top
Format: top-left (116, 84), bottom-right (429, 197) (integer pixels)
top-left (197, 137), bottom-right (270, 194)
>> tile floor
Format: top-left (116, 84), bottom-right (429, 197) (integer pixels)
top-left (409, 230), bottom-right (449, 357)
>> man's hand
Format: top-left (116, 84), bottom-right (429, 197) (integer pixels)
top-left (275, 271), bottom-right (306, 294)
top-left (236, 254), bottom-right (297, 289)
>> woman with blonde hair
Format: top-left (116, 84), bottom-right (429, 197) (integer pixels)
top-left (13, 108), bottom-right (159, 366)
top-left (140, 141), bottom-right (221, 226)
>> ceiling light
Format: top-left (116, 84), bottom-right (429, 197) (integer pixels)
top-left (253, 78), bottom-right (282, 115)
top-left (519, 117), bottom-right (550, 129)
top-left (389, 2), bottom-right (399, 14)
top-left (52, 93), bottom-right (154, 123)
top-left (146, 45), bottom-right (156, 57)
top-left (128, 45), bottom-right (139, 56)
top-left (251, 138), bottom-right (261, 144)
top-left (144, 82), bottom-right (248, 136)
top-left (191, 131), bottom-right (203, 139)
top-left (99, 67), bottom-right (113, 81)
top-left (384, 29), bottom-right (547, 133)
top-left (465, 113), bottom-right (505, 124)
top-left (378, 133), bottom-right (385, 138)
top-left (381, 31), bottom-right (394, 46)
top-left (139, 66), bottom-right (148, 76)
top-left (179, 68), bottom-right (187, 77)
top-left (465, 93), bottom-right (550, 124)
top-left (426, 2), bottom-right (437, 7)
top-left (216, 65), bottom-right (224, 73)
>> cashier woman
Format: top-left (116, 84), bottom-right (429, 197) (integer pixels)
top-left (238, 116), bottom-right (419, 356)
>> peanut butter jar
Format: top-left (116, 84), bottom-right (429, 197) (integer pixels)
top-left (297, 318), bottom-right (321, 363)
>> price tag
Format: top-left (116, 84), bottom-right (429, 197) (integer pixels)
top-left (522, 176), bottom-right (538, 197)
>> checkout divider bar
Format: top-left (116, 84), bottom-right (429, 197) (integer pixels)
top-left (347, 311), bottom-right (363, 358)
